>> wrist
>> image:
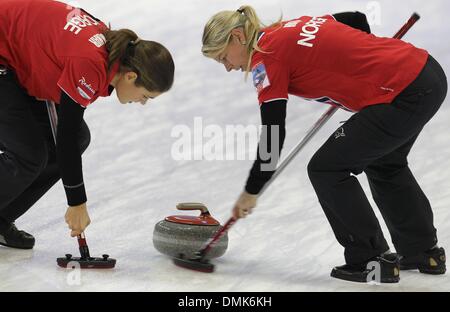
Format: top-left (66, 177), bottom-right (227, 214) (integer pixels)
top-left (243, 190), bottom-right (258, 198)
top-left (70, 202), bottom-right (86, 209)
top-left (64, 183), bottom-right (87, 207)
top-left (240, 191), bottom-right (258, 204)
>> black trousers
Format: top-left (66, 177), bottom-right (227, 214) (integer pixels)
top-left (307, 55), bottom-right (448, 265)
top-left (0, 67), bottom-right (90, 224)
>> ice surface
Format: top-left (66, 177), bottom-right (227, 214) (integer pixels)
top-left (1, 0), bottom-right (449, 292)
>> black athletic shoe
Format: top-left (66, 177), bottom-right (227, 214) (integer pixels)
top-left (399, 247), bottom-right (446, 275)
top-left (331, 253), bottom-right (400, 283)
top-left (0, 221), bottom-right (35, 250)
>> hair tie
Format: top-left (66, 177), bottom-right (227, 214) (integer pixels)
top-left (125, 38), bottom-right (141, 59)
top-left (129, 38), bottom-right (142, 47)
top-left (236, 9), bottom-right (244, 14)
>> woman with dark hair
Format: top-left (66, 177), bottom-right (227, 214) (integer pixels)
top-left (0, 0), bottom-right (175, 248)
top-left (202, 6), bottom-right (447, 283)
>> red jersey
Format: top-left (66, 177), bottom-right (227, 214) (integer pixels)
top-left (0, 0), bottom-right (118, 107)
top-left (251, 15), bottom-right (428, 112)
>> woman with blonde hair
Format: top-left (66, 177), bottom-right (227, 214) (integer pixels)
top-left (0, 0), bottom-right (174, 248)
top-left (202, 6), bottom-right (447, 283)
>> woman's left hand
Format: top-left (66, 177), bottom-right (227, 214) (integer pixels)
top-left (232, 191), bottom-right (258, 219)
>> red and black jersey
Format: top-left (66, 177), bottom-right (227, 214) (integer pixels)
top-left (0, 0), bottom-right (121, 206)
top-left (0, 0), bottom-right (118, 107)
top-left (250, 15), bottom-right (428, 112)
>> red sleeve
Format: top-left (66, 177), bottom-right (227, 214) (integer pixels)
top-left (57, 57), bottom-right (104, 107)
top-left (251, 56), bottom-right (289, 105)
top-left (323, 14), bottom-right (337, 21)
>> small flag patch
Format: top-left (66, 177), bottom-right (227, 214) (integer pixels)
top-left (252, 63), bottom-right (270, 92)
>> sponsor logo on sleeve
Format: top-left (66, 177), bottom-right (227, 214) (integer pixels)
top-left (77, 77), bottom-right (96, 101)
top-left (89, 34), bottom-right (106, 48)
top-left (77, 87), bottom-right (92, 100)
top-left (252, 63), bottom-right (270, 93)
top-left (78, 77), bottom-right (96, 94)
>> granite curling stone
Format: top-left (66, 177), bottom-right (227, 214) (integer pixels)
top-left (153, 203), bottom-right (228, 260)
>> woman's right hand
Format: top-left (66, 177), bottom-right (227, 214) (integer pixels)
top-left (232, 191), bottom-right (258, 219)
top-left (65, 203), bottom-right (91, 237)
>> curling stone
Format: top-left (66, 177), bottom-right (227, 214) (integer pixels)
top-left (153, 203), bottom-right (228, 260)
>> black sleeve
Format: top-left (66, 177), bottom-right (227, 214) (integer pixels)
top-left (245, 100), bottom-right (287, 195)
top-left (56, 92), bottom-right (87, 206)
top-left (333, 11), bottom-right (371, 34)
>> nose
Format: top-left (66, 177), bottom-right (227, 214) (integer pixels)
top-left (224, 63), bottom-right (232, 72)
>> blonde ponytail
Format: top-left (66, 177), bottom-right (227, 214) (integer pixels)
top-left (202, 5), bottom-right (281, 77)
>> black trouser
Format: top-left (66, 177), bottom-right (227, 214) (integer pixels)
top-left (0, 67), bottom-right (90, 224)
top-left (307, 55), bottom-right (448, 265)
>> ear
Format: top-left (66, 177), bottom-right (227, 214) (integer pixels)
top-left (230, 28), bottom-right (246, 43)
top-left (125, 71), bottom-right (138, 82)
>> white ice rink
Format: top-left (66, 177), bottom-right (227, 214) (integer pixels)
top-left (1, 0), bottom-right (449, 292)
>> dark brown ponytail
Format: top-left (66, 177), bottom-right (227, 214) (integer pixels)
top-left (104, 29), bottom-right (175, 93)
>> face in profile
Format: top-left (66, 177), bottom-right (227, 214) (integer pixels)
top-left (215, 28), bottom-right (251, 73)
top-left (114, 71), bottom-right (161, 105)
